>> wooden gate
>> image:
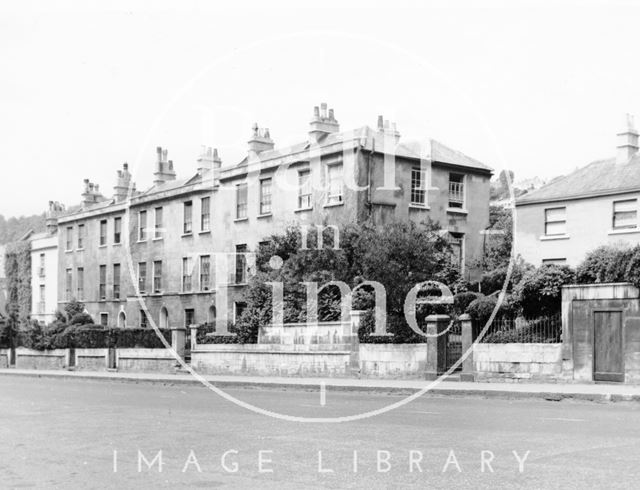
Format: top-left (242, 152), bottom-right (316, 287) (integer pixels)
top-left (593, 311), bottom-right (624, 382)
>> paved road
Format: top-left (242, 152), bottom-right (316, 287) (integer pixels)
top-left (2, 376), bottom-right (640, 489)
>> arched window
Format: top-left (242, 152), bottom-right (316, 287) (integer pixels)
top-left (207, 305), bottom-right (216, 324)
top-left (117, 311), bottom-right (127, 328)
top-left (159, 307), bottom-right (169, 329)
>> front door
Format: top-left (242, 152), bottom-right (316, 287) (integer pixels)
top-left (593, 311), bottom-right (624, 382)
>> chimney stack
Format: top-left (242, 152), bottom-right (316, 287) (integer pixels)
top-left (247, 124), bottom-right (275, 157)
top-left (309, 102), bottom-right (339, 143)
top-left (45, 201), bottom-right (65, 234)
top-left (81, 178), bottom-right (106, 207)
top-left (617, 113), bottom-right (639, 164)
top-left (197, 145), bottom-right (223, 184)
top-left (376, 114), bottom-right (401, 142)
top-left (113, 163), bottom-right (132, 202)
top-left (153, 146), bottom-right (176, 185)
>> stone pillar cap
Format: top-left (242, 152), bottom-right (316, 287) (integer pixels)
top-left (425, 314), bottom-right (450, 321)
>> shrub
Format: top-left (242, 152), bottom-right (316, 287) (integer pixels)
top-left (352, 287), bottom-right (376, 310)
top-left (576, 245), bottom-right (621, 283)
top-left (113, 328), bottom-right (171, 348)
top-left (0, 319), bottom-right (17, 349)
top-left (69, 312), bottom-right (93, 325)
top-left (19, 321), bottom-right (50, 350)
top-left (480, 258), bottom-right (534, 294)
top-left (514, 264), bottom-right (575, 317)
top-left (52, 324), bottom-right (111, 349)
top-left (453, 292), bottom-right (482, 315)
top-left (196, 322), bottom-right (240, 344)
top-left (64, 300), bottom-right (86, 320)
top-left (466, 296), bottom-right (498, 325)
top-left (358, 311), bottom-right (427, 344)
top-left (625, 248), bottom-right (640, 289)
top-left (606, 247), bottom-right (636, 283)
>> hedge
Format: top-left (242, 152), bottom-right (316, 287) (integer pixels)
top-left (17, 324), bottom-right (172, 350)
top-left (196, 322), bottom-right (242, 344)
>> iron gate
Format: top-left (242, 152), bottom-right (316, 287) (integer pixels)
top-left (445, 319), bottom-right (462, 372)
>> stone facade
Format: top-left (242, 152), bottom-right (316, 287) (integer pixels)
top-left (473, 343), bottom-right (563, 382)
top-left (54, 104), bottom-right (492, 331)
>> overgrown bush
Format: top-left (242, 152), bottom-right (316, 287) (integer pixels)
top-left (576, 244), bottom-right (640, 288)
top-left (453, 292), bottom-right (482, 315)
top-left (69, 312), bottom-right (93, 325)
top-left (64, 300), bottom-right (86, 320)
top-left (513, 264), bottom-right (575, 317)
top-left (479, 258), bottom-right (533, 294)
top-left (466, 296), bottom-right (498, 325)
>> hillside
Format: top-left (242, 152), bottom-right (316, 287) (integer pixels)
top-left (0, 213), bottom-right (47, 245)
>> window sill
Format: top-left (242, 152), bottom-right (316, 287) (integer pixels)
top-left (324, 201), bottom-right (344, 208)
top-left (608, 228), bottom-right (640, 235)
top-left (152, 237), bottom-right (164, 241)
top-left (76, 247), bottom-right (85, 252)
top-left (113, 242), bottom-right (122, 246)
top-left (199, 230), bottom-right (211, 235)
top-left (539, 234), bottom-right (570, 241)
top-left (234, 217), bottom-right (249, 223)
top-left (257, 213), bottom-right (272, 220)
top-left (98, 244), bottom-right (107, 248)
top-left (65, 249), bottom-right (73, 253)
top-left (409, 204), bottom-right (430, 210)
top-left (446, 207), bottom-right (468, 215)
top-left (295, 207), bottom-right (313, 213)
top-left (182, 233), bottom-right (193, 238)
top-left (229, 282), bottom-right (248, 287)
top-left (136, 240), bottom-right (147, 244)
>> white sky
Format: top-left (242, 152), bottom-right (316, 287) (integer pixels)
top-left (1, 0), bottom-right (639, 216)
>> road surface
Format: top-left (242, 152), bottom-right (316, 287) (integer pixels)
top-left (1, 375), bottom-right (640, 488)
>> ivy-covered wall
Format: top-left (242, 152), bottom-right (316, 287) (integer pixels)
top-left (4, 241), bottom-right (31, 328)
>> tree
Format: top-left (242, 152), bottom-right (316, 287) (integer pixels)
top-left (236, 219), bottom-right (460, 343)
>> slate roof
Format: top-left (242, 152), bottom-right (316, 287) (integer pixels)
top-left (224, 126), bottom-right (492, 176)
top-left (516, 156), bottom-right (640, 205)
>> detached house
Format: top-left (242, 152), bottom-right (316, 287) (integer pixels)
top-left (516, 116), bottom-right (640, 266)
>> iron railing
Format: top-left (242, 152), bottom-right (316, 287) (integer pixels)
top-left (479, 314), bottom-right (562, 343)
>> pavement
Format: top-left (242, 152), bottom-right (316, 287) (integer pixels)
top-left (3, 375), bottom-right (640, 488)
top-left (3, 367), bottom-right (640, 403)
